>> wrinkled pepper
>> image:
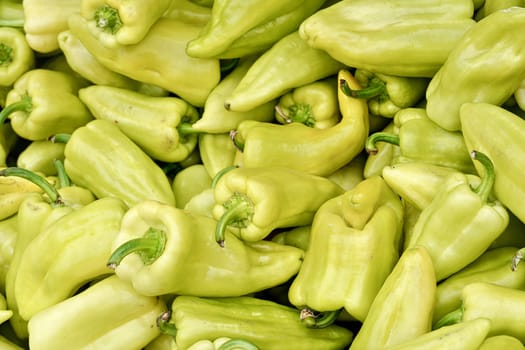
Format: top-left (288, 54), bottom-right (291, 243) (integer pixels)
top-left (347, 69), bottom-right (429, 118)
top-left (198, 133), bottom-right (238, 178)
top-left (366, 108), bottom-right (476, 174)
top-left (157, 295), bottom-right (353, 350)
top-left (348, 246), bottom-right (436, 350)
top-left (79, 85), bottom-right (200, 163)
top-left (185, 0), bottom-right (326, 59)
top-left (299, 0), bottom-right (475, 77)
top-left (172, 164), bottom-right (212, 209)
top-left (460, 102), bottom-right (525, 224)
top-left (0, 69), bottom-right (93, 141)
top-left (479, 335), bottom-right (525, 350)
top-left (426, 6), bottom-right (525, 131)
top-left (59, 119), bottom-right (176, 207)
top-left (107, 199), bottom-right (304, 297)
top-left (274, 76), bottom-right (340, 129)
top-left (80, 0), bottom-right (174, 47)
top-left (212, 166), bottom-right (344, 245)
top-left (224, 31), bottom-right (345, 112)
top-left (407, 151), bottom-right (509, 281)
top-left (27, 275), bottom-right (167, 350)
top-left (230, 69), bottom-right (369, 176)
top-left (16, 140), bottom-right (65, 176)
top-left (288, 175), bottom-right (404, 322)
top-left (0, 27), bottom-right (34, 86)
top-left (68, 14), bottom-right (220, 107)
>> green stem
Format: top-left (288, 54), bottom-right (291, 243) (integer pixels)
top-left (0, 43), bottom-right (13, 67)
top-left (300, 308), bottom-right (341, 328)
top-left (470, 150), bottom-right (495, 203)
top-left (340, 76), bottom-right (386, 99)
top-left (94, 4), bottom-right (123, 34)
top-left (433, 307), bottom-right (463, 329)
top-left (106, 227), bottom-right (167, 269)
top-left (211, 165), bottom-right (238, 189)
top-left (215, 193), bottom-right (254, 247)
top-left (365, 132), bottom-right (400, 155)
top-left (275, 104), bottom-right (315, 127)
top-left (53, 159), bottom-right (70, 188)
top-left (0, 93), bottom-right (32, 125)
top-left (229, 129), bottom-right (244, 152)
top-left (511, 247), bottom-right (525, 272)
top-left (156, 311), bottom-right (177, 338)
top-left (0, 167), bottom-right (62, 205)
top-left (49, 133), bottom-right (71, 144)
top-left (177, 122), bottom-right (202, 136)
top-left (219, 339), bottom-right (260, 350)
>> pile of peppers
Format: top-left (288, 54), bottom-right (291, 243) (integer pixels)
top-left (2, 0), bottom-right (525, 349)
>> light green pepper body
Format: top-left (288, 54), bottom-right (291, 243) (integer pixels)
top-left (0, 27), bottom-right (34, 86)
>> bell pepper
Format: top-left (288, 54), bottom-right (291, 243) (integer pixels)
top-left (27, 275), bottom-right (167, 350)
top-left (80, 0), bottom-right (174, 47)
top-left (348, 246), bottom-right (436, 350)
top-left (59, 119), bottom-right (176, 207)
top-left (0, 0), bottom-right (24, 28)
top-left (163, 0), bottom-right (211, 27)
top-left (107, 199), bottom-right (304, 297)
top-left (185, 0), bottom-right (326, 59)
top-left (172, 164), bottom-right (212, 209)
top-left (230, 69), bottom-right (369, 177)
top-left (326, 152), bottom-right (366, 191)
top-left (344, 69), bottom-right (429, 119)
top-left (224, 31), bottom-right (345, 112)
top-left (23, 0), bottom-right (82, 54)
top-left (15, 140), bottom-right (65, 176)
top-left (460, 102), bottom-right (525, 224)
top-left (407, 151), bottom-right (509, 281)
top-left (68, 14), bottom-right (220, 107)
top-left (426, 6), bottom-right (525, 131)
top-left (157, 295), bottom-right (354, 350)
top-left (0, 69), bottom-right (93, 141)
top-left (0, 27), bottom-right (34, 86)
top-left (366, 108), bottom-right (476, 174)
top-left (299, 0), bottom-right (475, 78)
top-left (288, 175), bottom-right (404, 322)
top-left (198, 133), bottom-right (238, 178)
top-left (479, 335), bottom-right (525, 350)
top-left (78, 85), bottom-right (200, 163)
top-left (274, 76), bottom-right (340, 129)
top-left (0, 215), bottom-right (17, 294)
top-left (190, 56), bottom-right (275, 134)
top-left (433, 246), bottom-right (525, 325)
top-left (436, 282), bottom-right (525, 342)
top-left (212, 166), bottom-right (344, 245)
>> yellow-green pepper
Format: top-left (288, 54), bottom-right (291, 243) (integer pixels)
top-left (0, 215), bottom-right (17, 294)
top-left (15, 140), bottom-right (65, 176)
top-left (0, 27), bottom-right (34, 86)
top-left (479, 335), bottom-right (525, 350)
top-left (198, 133), bottom-right (238, 178)
top-left (0, 0), bottom-right (24, 28)
top-left (172, 164), bottom-right (212, 209)
top-left (163, 0), bottom-right (211, 26)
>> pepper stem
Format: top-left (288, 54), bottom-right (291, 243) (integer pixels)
top-left (49, 133), bottom-right (71, 144)
top-left (433, 307), bottom-right (463, 330)
top-left (53, 159), bottom-right (70, 188)
top-left (106, 227), bottom-right (167, 269)
top-left (0, 43), bottom-right (13, 67)
top-left (211, 165), bottom-right (238, 189)
top-left (156, 311), bottom-right (177, 338)
top-left (215, 193), bottom-right (254, 247)
top-left (219, 339), bottom-right (260, 350)
top-left (511, 247), bottom-right (525, 271)
top-left (94, 4), bottom-right (123, 34)
top-left (0, 167), bottom-right (62, 205)
top-left (275, 104), bottom-right (315, 127)
top-left (0, 93), bottom-right (32, 125)
top-left (365, 132), bottom-right (400, 155)
top-left (300, 308), bottom-right (341, 328)
top-left (470, 150), bottom-right (495, 203)
top-left (229, 129), bottom-right (244, 152)
top-left (177, 122), bottom-right (202, 136)
top-left (340, 76), bottom-right (386, 99)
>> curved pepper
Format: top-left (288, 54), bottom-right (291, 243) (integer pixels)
top-left (156, 295), bottom-right (353, 350)
top-left (230, 69), bottom-right (369, 176)
top-left (426, 6), bottom-right (525, 131)
top-left (288, 176), bottom-right (404, 322)
top-left (0, 27), bottom-right (34, 86)
top-left (107, 199), bottom-right (304, 297)
top-left (299, 0), bottom-right (475, 77)
top-left (78, 85), bottom-right (200, 163)
top-left (212, 166), bottom-right (344, 245)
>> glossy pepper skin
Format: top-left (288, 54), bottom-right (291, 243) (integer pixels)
top-left (62, 119), bottom-right (176, 207)
top-left (460, 102), bottom-right (525, 223)
top-left (0, 27), bottom-right (34, 86)
top-left (79, 85), bottom-right (200, 163)
top-left (68, 14), bottom-right (220, 107)
top-left (212, 166), bottom-right (344, 245)
top-left (426, 7), bottom-right (525, 131)
top-left (224, 31), bottom-right (345, 112)
top-left (231, 69), bottom-right (369, 177)
top-left (1, 69), bottom-right (93, 141)
top-left (407, 151), bottom-right (509, 281)
top-left (288, 176), bottom-right (404, 322)
top-left (299, 0), bottom-right (475, 78)
top-left (16, 140), bottom-right (65, 176)
top-left (27, 275), bottom-right (167, 350)
top-left (81, 0), bottom-right (174, 47)
top-left (349, 246), bottom-right (436, 350)
top-left (185, 0), bottom-right (326, 59)
top-left (157, 295), bottom-right (353, 350)
top-left (107, 200), bottom-right (304, 297)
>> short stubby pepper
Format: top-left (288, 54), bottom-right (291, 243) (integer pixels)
top-left (288, 176), bottom-right (404, 322)
top-left (107, 200), bottom-right (304, 297)
top-left (212, 166), bottom-right (344, 245)
top-left (0, 27), bottom-right (34, 86)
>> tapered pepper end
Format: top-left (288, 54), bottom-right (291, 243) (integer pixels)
top-left (215, 193), bottom-right (254, 247)
top-left (470, 150), bottom-right (495, 204)
top-left (300, 308), bottom-right (341, 329)
top-left (94, 4), bottom-right (123, 34)
top-left (339, 76), bottom-right (386, 99)
top-left (0, 166), bottom-right (62, 205)
top-left (106, 227), bottom-right (167, 269)
top-left (229, 129), bottom-right (244, 152)
top-left (433, 306), bottom-right (464, 330)
top-left (511, 247), bottom-right (525, 271)
top-left (156, 311), bottom-right (177, 338)
top-left (365, 132), bottom-right (400, 155)
top-left (218, 339), bottom-right (261, 350)
top-left (0, 92), bottom-right (33, 125)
